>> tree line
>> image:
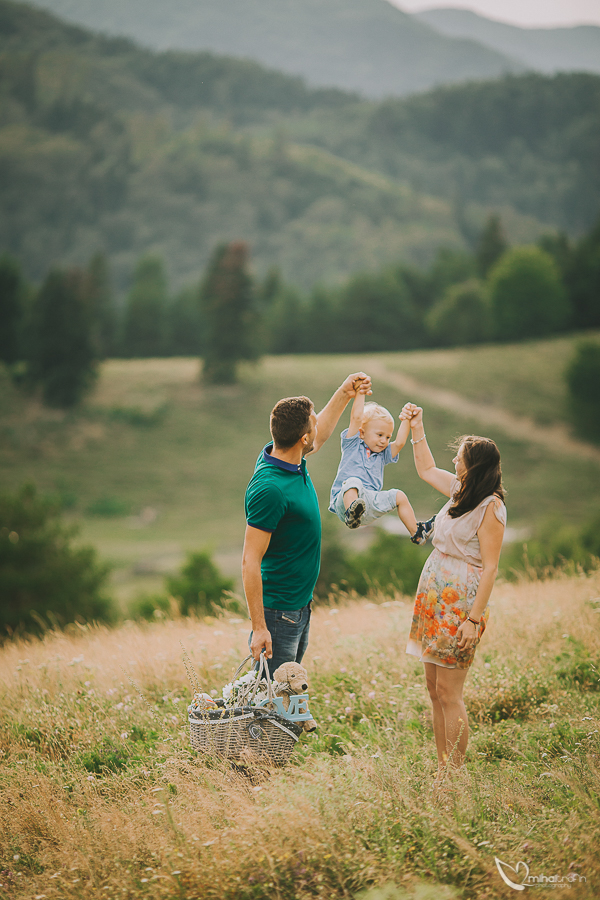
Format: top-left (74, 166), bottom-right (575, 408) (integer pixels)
top-left (1, 211), bottom-right (600, 404)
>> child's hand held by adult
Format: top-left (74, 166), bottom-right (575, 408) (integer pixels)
top-left (407, 405), bottom-right (423, 428)
top-left (342, 372), bottom-right (372, 399)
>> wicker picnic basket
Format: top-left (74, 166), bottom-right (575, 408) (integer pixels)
top-left (188, 654), bottom-right (302, 766)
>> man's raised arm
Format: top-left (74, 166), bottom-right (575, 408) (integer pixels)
top-left (310, 372), bottom-right (372, 454)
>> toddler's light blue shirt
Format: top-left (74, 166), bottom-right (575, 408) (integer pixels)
top-left (328, 428), bottom-right (398, 512)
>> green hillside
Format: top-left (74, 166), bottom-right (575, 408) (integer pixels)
top-left (0, 0), bottom-right (469, 291)
top-left (1, 0), bottom-right (598, 293)
top-left (416, 7), bottom-right (600, 76)
top-left (22, 0), bottom-right (523, 98)
top-left (1, 335), bottom-right (599, 600)
top-left (283, 72), bottom-right (600, 234)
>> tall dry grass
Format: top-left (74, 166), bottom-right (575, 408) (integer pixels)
top-left (1, 571), bottom-right (599, 899)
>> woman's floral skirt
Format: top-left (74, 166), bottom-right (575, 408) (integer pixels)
top-left (406, 548), bottom-right (488, 669)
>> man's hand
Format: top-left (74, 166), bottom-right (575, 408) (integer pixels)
top-left (250, 627), bottom-right (272, 661)
top-left (312, 372), bottom-right (372, 453)
top-left (341, 371), bottom-right (372, 400)
top-left (242, 525), bottom-right (273, 659)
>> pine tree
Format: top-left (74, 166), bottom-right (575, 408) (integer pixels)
top-left (122, 255), bottom-right (168, 357)
top-left (200, 241), bottom-right (259, 383)
top-left (0, 483), bottom-right (112, 635)
top-left (27, 267), bottom-right (96, 407)
top-left (86, 252), bottom-right (117, 359)
top-left (476, 214), bottom-right (508, 277)
top-left (0, 254), bottom-right (24, 365)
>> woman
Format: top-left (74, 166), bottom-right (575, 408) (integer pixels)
top-left (402, 403), bottom-right (506, 777)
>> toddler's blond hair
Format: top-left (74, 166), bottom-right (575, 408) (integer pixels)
top-left (361, 402), bottom-right (394, 427)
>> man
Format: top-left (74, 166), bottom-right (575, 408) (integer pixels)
top-left (242, 372), bottom-right (371, 673)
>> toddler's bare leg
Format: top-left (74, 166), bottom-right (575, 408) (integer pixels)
top-left (396, 490), bottom-right (417, 536)
top-left (343, 488), bottom-right (359, 511)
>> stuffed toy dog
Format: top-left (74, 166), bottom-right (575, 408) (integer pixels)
top-left (272, 662), bottom-right (317, 733)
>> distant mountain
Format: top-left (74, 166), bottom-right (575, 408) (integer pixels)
top-left (1, 0), bottom-right (597, 297)
top-left (20, 0), bottom-right (524, 98)
top-left (0, 0), bottom-right (471, 292)
top-left (415, 8), bottom-right (600, 75)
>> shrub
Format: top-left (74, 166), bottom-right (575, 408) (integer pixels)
top-left (466, 666), bottom-right (550, 723)
top-left (565, 340), bottom-right (600, 443)
top-left (426, 278), bottom-right (491, 346)
top-left (344, 530), bottom-right (430, 597)
top-left (129, 593), bottom-right (172, 621)
top-left (581, 511), bottom-right (600, 557)
top-left (556, 640), bottom-right (600, 692)
top-left (165, 550), bottom-right (236, 616)
top-left (86, 496), bottom-right (130, 517)
top-left (500, 513), bottom-right (600, 579)
top-left (488, 245), bottom-right (570, 341)
top-left (0, 483), bottom-right (113, 636)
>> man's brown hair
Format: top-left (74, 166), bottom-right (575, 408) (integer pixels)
top-left (270, 396), bottom-right (314, 449)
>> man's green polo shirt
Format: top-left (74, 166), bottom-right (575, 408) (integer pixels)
top-left (245, 443), bottom-right (321, 611)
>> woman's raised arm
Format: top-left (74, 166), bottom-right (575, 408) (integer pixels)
top-left (401, 404), bottom-right (456, 498)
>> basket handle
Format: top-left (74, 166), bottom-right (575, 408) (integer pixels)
top-left (231, 652), bottom-right (276, 707)
top-left (249, 652), bottom-right (276, 706)
top-left (231, 654), bottom-right (254, 682)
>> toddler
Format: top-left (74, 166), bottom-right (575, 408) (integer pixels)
top-left (329, 391), bottom-right (435, 544)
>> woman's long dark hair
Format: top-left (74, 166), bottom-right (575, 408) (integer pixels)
top-left (448, 435), bottom-right (505, 519)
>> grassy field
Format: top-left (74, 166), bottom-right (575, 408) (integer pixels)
top-left (1, 337), bottom-right (599, 604)
top-left (0, 570), bottom-right (599, 899)
top-left (382, 332), bottom-right (600, 428)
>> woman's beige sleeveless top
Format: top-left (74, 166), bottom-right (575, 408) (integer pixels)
top-left (432, 477), bottom-right (507, 567)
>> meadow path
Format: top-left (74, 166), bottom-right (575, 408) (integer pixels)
top-left (366, 359), bottom-right (600, 464)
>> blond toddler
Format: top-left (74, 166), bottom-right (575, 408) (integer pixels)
top-left (329, 392), bottom-right (435, 544)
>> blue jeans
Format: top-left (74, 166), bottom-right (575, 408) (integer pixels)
top-left (249, 602), bottom-right (311, 679)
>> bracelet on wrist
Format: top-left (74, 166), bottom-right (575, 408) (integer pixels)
top-left (467, 616), bottom-right (480, 626)
top-left (410, 433), bottom-right (426, 445)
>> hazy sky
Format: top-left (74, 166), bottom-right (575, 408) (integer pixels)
top-left (392, 0), bottom-right (600, 28)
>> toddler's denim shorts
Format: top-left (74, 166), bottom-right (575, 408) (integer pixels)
top-left (332, 476), bottom-right (398, 525)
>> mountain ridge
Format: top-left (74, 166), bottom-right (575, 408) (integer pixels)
top-left (0, 0), bottom-right (597, 294)
top-left (18, 0), bottom-right (524, 97)
top-left (415, 7), bottom-right (600, 75)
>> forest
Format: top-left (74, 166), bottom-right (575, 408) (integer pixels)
top-left (0, 0), bottom-right (599, 294)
